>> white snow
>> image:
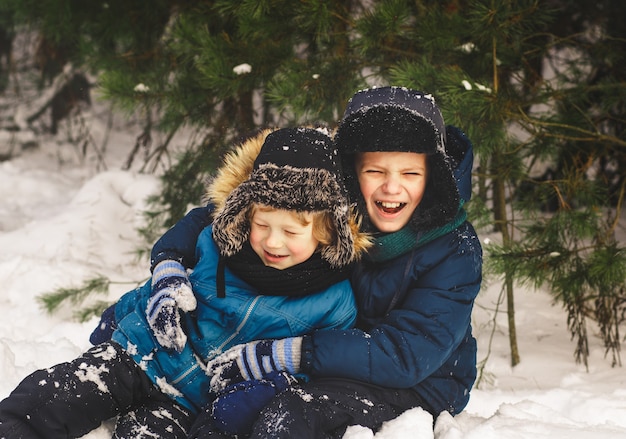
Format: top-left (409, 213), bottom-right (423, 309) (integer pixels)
top-left (233, 63), bottom-right (252, 75)
top-left (0, 110), bottom-right (625, 439)
top-left (75, 362), bottom-right (111, 394)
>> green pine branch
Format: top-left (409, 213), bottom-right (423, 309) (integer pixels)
top-left (37, 276), bottom-right (145, 323)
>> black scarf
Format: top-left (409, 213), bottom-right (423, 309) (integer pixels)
top-left (217, 242), bottom-right (351, 298)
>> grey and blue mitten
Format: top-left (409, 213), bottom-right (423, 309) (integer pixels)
top-left (207, 337), bottom-right (302, 392)
top-left (146, 260), bottom-right (197, 352)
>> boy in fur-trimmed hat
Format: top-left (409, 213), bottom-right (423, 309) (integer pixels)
top-left (0, 127), bottom-right (370, 439)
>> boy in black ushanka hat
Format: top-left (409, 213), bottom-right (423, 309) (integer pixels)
top-left (334, 86), bottom-right (462, 234)
top-left (0, 127), bottom-right (370, 439)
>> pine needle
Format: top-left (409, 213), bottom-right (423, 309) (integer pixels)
top-left (37, 276), bottom-right (111, 317)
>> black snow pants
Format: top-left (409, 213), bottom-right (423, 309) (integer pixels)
top-left (187, 377), bottom-right (434, 439)
top-left (0, 342), bottom-right (195, 439)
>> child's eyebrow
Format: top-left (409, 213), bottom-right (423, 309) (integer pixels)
top-left (403, 165), bottom-right (426, 172)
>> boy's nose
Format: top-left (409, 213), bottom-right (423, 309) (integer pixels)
top-left (265, 230), bottom-right (282, 248)
top-left (382, 175), bottom-right (402, 194)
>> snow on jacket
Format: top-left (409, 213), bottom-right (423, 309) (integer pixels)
top-left (300, 126), bottom-right (482, 416)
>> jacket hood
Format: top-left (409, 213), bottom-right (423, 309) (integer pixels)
top-left (446, 125), bottom-right (473, 205)
top-left (206, 128), bottom-right (371, 267)
top-left (335, 86), bottom-right (470, 233)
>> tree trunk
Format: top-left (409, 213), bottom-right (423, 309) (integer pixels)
top-left (492, 159), bottom-right (521, 367)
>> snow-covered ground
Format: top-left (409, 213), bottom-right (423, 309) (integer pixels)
top-left (1, 107), bottom-right (625, 438)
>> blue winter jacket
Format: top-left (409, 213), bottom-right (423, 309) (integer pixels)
top-left (112, 226), bottom-right (357, 413)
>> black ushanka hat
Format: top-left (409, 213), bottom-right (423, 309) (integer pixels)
top-left (335, 86), bottom-right (460, 232)
top-left (212, 127), bottom-right (356, 268)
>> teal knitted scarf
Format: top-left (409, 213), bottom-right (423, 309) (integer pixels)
top-left (365, 206), bottom-right (467, 263)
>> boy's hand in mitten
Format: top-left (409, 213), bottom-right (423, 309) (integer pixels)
top-left (146, 260), bottom-right (196, 352)
top-left (89, 303), bottom-right (117, 345)
top-left (211, 371), bottom-right (297, 435)
top-left (207, 337), bottom-right (302, 392)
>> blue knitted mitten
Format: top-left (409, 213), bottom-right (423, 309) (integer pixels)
top-left (146, 260), bottom-right (196, 352)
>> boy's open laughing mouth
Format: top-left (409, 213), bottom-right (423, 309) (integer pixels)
top-left (376, 201), bottom-right (406, 214)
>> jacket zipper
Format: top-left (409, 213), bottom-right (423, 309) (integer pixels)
top-left (172, 296), bottom-right (261, 385)
top-left (172, 361), bottom-right (200, 385)
top-left (215, 295), bottom-right (261, 353)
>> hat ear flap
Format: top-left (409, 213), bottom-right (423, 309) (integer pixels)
top-left (320, 203), bottom-right (356, 268)
top-left (409, 154), bottom-right (459, 230)
top-left (212, 184), bottom-right (253, 257)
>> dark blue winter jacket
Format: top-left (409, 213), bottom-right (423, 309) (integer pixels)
top-left (301, 220), bottom-right (481, 415)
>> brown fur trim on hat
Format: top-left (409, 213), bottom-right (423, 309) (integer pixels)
top-left (206, 129), bottom-right (274, 212)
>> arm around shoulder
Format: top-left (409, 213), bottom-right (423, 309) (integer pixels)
top-left (150, 204), bottom-right (214, 271)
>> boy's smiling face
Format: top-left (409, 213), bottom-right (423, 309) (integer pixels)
top-left (249, 205), bottom-right (319, 270)
top-left (356, 151), bottom-right (428, 233)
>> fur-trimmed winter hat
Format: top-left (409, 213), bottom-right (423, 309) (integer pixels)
top-left (211, 127), bottom-right (362, 268)
top-left (335, 86), bottom-right (461, 232)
